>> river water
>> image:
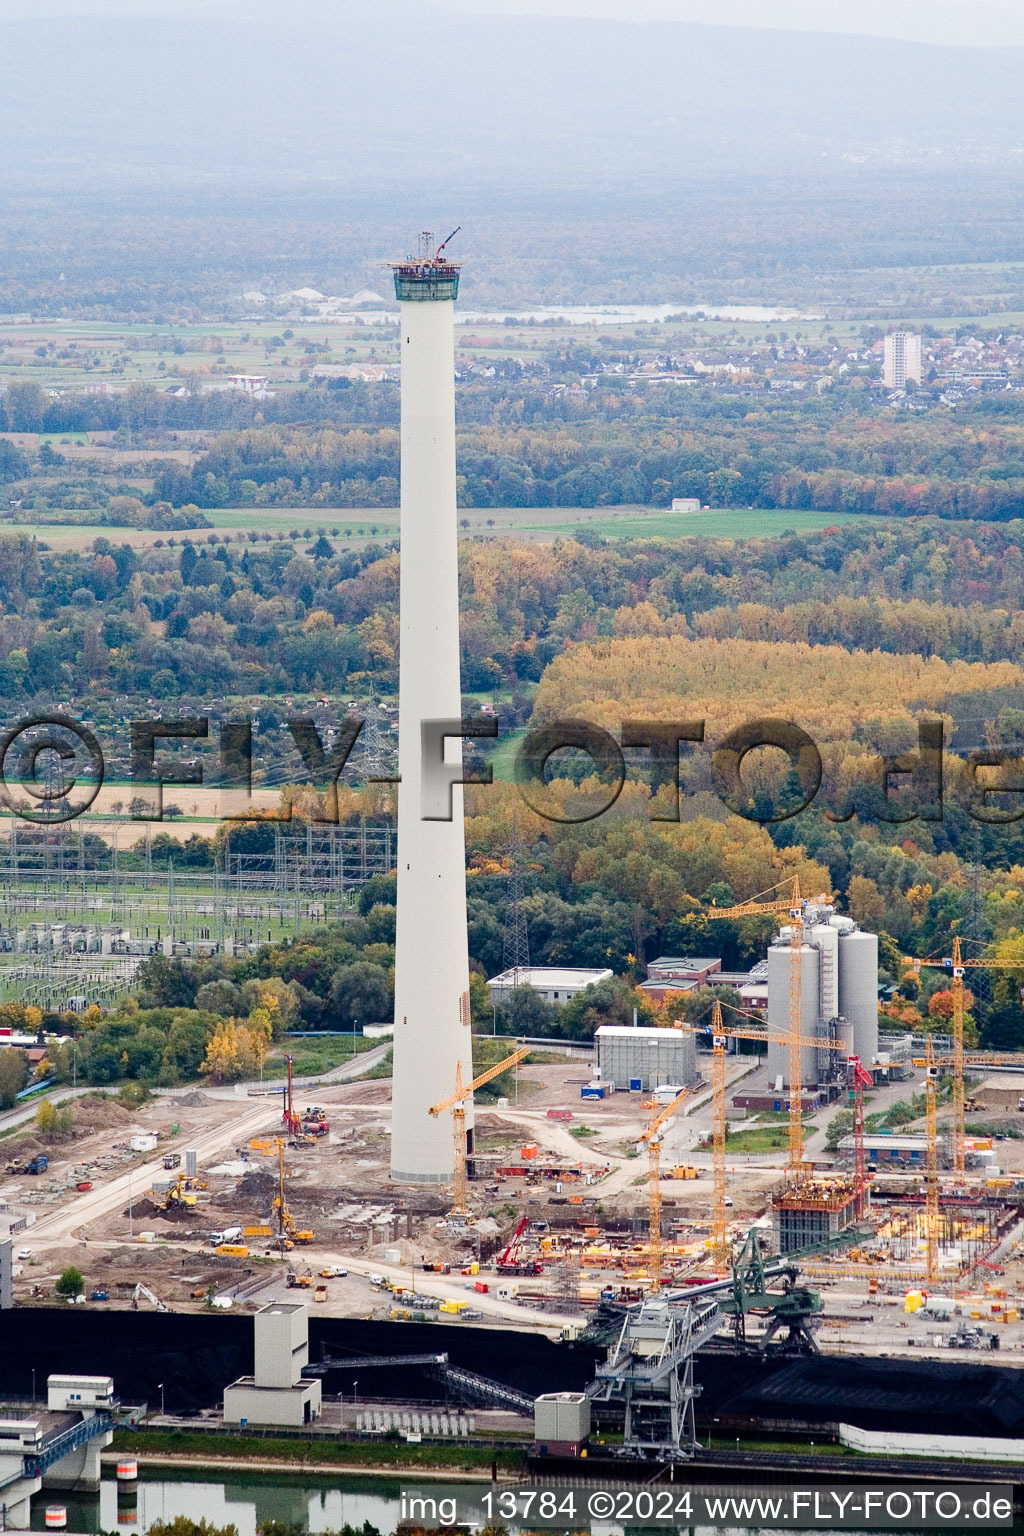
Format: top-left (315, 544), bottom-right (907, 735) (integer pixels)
top-left (32, 1469), bottom-right (790, 1536)
top-left (35, 1469), bottom-right (408, 1536)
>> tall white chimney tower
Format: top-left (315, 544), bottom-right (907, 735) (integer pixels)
top-left (388, 231), bottom-right (474, 1183)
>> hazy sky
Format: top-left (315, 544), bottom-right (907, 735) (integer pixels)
top-left (6, 0), bottom-right (1024, 44)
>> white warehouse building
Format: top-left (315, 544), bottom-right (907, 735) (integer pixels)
top-left (765, 908), bottom-right (878, 1089)
top-left (596, 1025), bottom-right (698, 1092)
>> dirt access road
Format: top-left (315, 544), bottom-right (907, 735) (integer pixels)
top-left (25, 1045), bottom-right (389, 1252)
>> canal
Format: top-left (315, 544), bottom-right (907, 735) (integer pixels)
top-left (35, 1468), bottom-right (414, 1536)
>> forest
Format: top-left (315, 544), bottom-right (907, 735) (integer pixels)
top-left (5, 375), bottom-right (1024, 520)
top-left (2, 499), bottom-right (1024, 1085)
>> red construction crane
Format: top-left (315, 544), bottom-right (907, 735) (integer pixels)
top-left (282, 1053), bottom-right (301, 1135)
top-left (496, 1214), bottom-right (542, 1276)
top-left (847, 1053), bottom-right (874, 1217)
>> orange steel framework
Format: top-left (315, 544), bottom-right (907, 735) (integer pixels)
top-left (848, 1053), bottom-right (874, 1217)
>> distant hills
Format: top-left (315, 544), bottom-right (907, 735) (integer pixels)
top-left (1, 5), bottom-right (1023, 191)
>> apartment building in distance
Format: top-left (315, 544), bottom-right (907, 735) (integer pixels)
top-left (883, 331), bottom-right (923, 388)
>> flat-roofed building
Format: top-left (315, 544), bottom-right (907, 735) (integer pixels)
top-left (487, 966), bottom-right (613, 1007)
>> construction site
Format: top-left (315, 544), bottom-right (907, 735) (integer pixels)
top-left (3, 888), bottom-right (1024, 1334)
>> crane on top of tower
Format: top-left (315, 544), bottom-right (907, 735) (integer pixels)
top-left (434, 226), bottom-right (461, 258)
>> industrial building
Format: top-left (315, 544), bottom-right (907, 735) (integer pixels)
top-left (223, 1302), bottom-right (321, 1427)
top-left (488, 966), bottom-right (613, 1007)
top-left (646, 957), bottom-right (722, 986)
top-left (533, 1391), bottom-right (591, 1455)
top-left (596, 1025), bottom-right (698, 1092)
top-left (765, 908), bottom-right (878, 1090)
top-left (772, 1176), bottom-right (861, 1253)
top-left (0, 1375), bottom-right (116, 1527)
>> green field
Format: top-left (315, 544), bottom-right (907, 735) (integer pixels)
top-left (540, 508), bottom-right (873, 540)
top-left (724, 1123), bottom-right (804, 1153)
top-left (2, 503), bottom-right (876, 551)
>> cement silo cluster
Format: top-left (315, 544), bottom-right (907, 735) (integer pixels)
top-left (765, 908), bottom-right (878, 1088)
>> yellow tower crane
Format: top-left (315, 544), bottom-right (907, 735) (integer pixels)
top-left (640, 1082), bottom-right (692, 1291)
top-left (924, 1037), bottom-right (940, 1285)
top-left (708, 876), bottom-right (833, 1173)
top-left (914, 938), bottom-right (1024, 1178)
top-left (679, 1001), bottom-right (843, 1268)
top-left (429, 1046), bottom-right (531, 1216)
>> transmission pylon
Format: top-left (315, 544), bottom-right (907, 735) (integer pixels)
top-left (502, 812), bottom-right (530, 984)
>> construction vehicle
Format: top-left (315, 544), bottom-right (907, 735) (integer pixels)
top-left (913, 939), bottom-right (1024, 1179)
top-left (428, 1045), bottom-right (531, 1216)
top-left (163, 1152), bottom-right (182, 1170)
top-left (131, 1282), bottom-right (169, 1312)
top-left (282, 1054), bottom-right (301, 1136)
top-left (496, 1215), bottom-right (543, 1276)
top-left (271, 1138), bottom-right (314, 1245)
top-left (149, 1173), bottom-right (200, 1212)
top-left (26, 1154), bottom-right (48, 1175)
top-left (287, 1268), bottom-right (314, 1288)
top-left (708, 876), bottom-right (834, 1173)
top-left (302, 1106), bottom-right (330, 1135)
top-left (210, 1227), bottom-right (243, 1247)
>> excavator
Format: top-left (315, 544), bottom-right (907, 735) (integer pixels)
top-left (147, 1172), bottom-right (206, 1213)
top-left (131, 1281), bottom-right (169, 1312)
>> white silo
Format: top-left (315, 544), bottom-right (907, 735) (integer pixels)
top-left (766, 929), bottom-right (820, 1087)
top-left (837, 925), bottom-right (878, 1065)
top-left (811, 918), bottom-right (850, 1063)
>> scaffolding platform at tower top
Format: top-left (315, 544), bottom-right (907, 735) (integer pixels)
top-left (390, 228), bottom-right (462, 301)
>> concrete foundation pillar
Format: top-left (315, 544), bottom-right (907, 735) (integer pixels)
top-left (0, 1478), bottom-right (40, 1528)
